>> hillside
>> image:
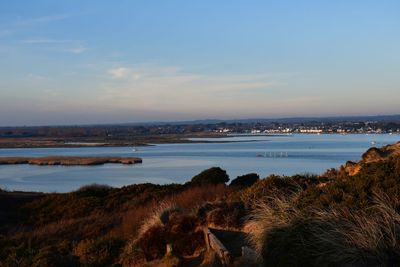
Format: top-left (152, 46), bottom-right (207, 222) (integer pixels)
top-left (344, 141), bottom-right (400, 175)
top-left (0, 143), bottom-right (400, 266)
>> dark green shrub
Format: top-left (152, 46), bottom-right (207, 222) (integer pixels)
top-left (230, 173), bottom-right (259, 188)
top-left (189, 167), bottom-right (229, 185)
top-left (75, 184), bottom-right (113, 198)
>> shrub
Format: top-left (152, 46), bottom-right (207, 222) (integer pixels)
top-left (298, 156), bottom-right (400, 210)
top-left (75, 184), bottom-right (113, 198)
top-left (136, 201), bottom-right (182, 238)
top-left (119, 184), bottom-right (231, 239)
top-left (189, 167), bottom-right (229, 186)
top-left (230, 173), bottom-right (260, 188)
top-left (170, 184), bottom-right (232, 211)
top-left (0, 237), bottom-right (35, 267)
top-left (240, 175), bottom-right (301, 208)
top-left (201, 201), bottom-right (247, 229)
top-left (32, 243), bottom-right (79, 267)
top-left (165, 214), bottom-right (204, 256)
top-left (122, 224), bottom-right (167, 264)
top-left (73, 235), bottom-right (124, 267)
top-left (120, 202), bottom-right (180, 264)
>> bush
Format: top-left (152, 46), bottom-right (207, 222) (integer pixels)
top-left (189, 167), bottom-right (229, 186)
top-left (119, 184), bottom-right (231, 239)
top-left (122, 225), bottom-right (167, 264)
top-left (240, 175), bottom-right (300, 207)
top-left (32, 243), bottom-right (79, 267)
top-left (0, 237), bottom-right (35, 267)
top-left (73, 235), bottom-right (124, 267)
top-left (165, 214), bottom-right (204, 256)
top-left (75, 184), bottom-right (113, 198)
top-left (199, 201), bottom-right (247, 229)
top-left (298, 156), bottom-right (400, 210)
top-left (230, 173), bottom-right (259, 188)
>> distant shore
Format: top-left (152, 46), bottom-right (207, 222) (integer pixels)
top-left (0, 135), bottom-right (260, 149)
top-left (0, 132), bottom-right (396, 149)
top-left (0, 156), bottom-right (142, 166)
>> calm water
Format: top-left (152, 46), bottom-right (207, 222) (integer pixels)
top-left (0, 134), bottom-right (398, 192)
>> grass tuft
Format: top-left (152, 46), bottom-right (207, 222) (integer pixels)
top-left (246, 193), bottom-right (400, 267)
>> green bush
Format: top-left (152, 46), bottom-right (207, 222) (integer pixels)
top-left (189, 167), bottom-right (229, 185)
top-left (230, 173), bottom-right (259, 188)
top-left (298, 156), bottom-right (400, 210)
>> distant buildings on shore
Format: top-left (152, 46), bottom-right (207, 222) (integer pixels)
top-left (213, 125), bottom-right (400, 134)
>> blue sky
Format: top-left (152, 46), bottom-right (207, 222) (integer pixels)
top-left (0, 1), bottom-right (399, 125)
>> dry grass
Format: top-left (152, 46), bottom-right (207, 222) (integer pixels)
top-left (136, 201), bottom-right (182, 239)
top-left (119, 185), bottom-right (230, 266)
top-left (246, 193), bottom-right (400, 267)
top-left (169, 184), bottom-right (232, 211)
top-left (119, 184), bottom-right (231, 238)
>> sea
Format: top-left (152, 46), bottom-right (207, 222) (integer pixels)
top-left (0, 134), bottom-right (399, 192)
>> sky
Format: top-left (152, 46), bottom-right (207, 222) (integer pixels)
top-left (0, 0), bottom-right (399, 126)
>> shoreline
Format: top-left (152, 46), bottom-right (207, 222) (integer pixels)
top-left (0, 156), bottom-right (142, 166)
top-left (0, 138), bottom-right (261, 149)
top-left (0, 133), bottom-right (396, 149)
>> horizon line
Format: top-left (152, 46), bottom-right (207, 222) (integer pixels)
top-left (1, 113), bottom-right (400, 128)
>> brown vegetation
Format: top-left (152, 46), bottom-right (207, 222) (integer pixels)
top-left (247, 194), bottom-right (400, 267)
top-left (344, 141), bottom-right (400, 175)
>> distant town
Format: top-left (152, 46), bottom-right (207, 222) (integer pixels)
top-left (212, 120), bottom-right (400, 135)
top-left (1, 115), bottom-right (400, 143)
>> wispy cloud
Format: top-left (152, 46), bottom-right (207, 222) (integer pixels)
top-left (22, 38), bottom-right (83, 44)
top-left (27, 73), bottom-right (49, 81)
top-left (108, 67), bottom-right (131, 78)
top-left (0, 30), bottom-right (11, 38)
top-left (100, 64), bottom-right (283, 116)
top-left (21, 38), bottom-right (88, 54)
top-left (65, 45), bottom-right (87, 54)
top-left (16, 14), bottom-right (71, 26)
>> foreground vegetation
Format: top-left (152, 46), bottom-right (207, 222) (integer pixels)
top-left (1, 143), bottom-right (400, 266)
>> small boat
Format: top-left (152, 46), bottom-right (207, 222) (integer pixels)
top-left (132, 146), bottom-right (138, 152)
top-left (371, 141), bottom-right (376, 145)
